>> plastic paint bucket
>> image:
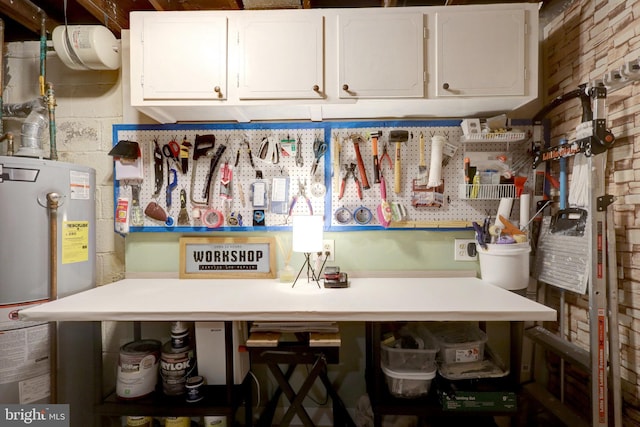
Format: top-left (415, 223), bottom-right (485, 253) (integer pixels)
top-left (160, 341), bottom-right (196, 396)
top-left (478, 242), bottom-right (531, 290)
top-left (116, 340), bottom-right (161, 400)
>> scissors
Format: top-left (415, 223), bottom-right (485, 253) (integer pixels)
top-left (310, 138), bottom-right (327, 175)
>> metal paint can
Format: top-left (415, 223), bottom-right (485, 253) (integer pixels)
top-left (160, 340), bottom-right (196, 396)
top-left (203, 416), bottom-right (227, 427)
top-left (125, 416), bottom-right (153, 427)
top-left (164, 417), bottom-right (190, 427)
top-left (185, 375), bottom-right (205, 403)
top-left (116, 339), bottom-right (161, 400)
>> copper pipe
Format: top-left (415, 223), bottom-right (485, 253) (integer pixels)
top-left (46, 192), bottom-right (60, 404)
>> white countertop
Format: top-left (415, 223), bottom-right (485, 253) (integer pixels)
top-left (19, 277), bottom-right (556, 322)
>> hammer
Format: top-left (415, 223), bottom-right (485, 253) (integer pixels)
top-left (389, 130), bottom-right (409, 194)
top-left (350, 134), bottom-right (370, 190)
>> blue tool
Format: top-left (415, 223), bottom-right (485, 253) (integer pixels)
top-left (472, 221), bottom-right (488, 250)
top-left (166, 166), bottom-right (178, 208)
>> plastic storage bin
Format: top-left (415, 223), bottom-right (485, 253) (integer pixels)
top-left (381, 325), bottom-right (439, 371)
top-left (427, 322), bottom-right (487, 364)
top-left (381, 364), bottom-right (436, 398)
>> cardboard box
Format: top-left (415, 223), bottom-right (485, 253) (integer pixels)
top-left (438, 389), bottom-right (517, 412)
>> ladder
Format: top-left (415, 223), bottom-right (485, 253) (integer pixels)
top-left (522, 85), bottom-right (622, 427)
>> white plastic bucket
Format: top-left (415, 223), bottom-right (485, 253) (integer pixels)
top-left (478, 242), bottom-right (531, 290)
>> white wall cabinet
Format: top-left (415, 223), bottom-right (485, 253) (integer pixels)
top-left (127, 4), bottom-right (539, 123)
top-left (236, 13), bottom-right (324, 99)
top-left (132, 12), bottom-right (228, 101)
top-left (432, 9), bottom-right (527, 97)
top-left (337, 11), bottom-right (424, 98)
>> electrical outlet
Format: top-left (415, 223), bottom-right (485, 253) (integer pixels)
top-left (454, 239), bottom-right (478, 261)
top-left (322, 239), bottom-right (335, 261)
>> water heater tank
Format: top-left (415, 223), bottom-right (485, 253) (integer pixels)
top-left (0, 156), bottom-right (96, 425)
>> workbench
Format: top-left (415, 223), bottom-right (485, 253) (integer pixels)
top-left (19, 277), bottom-right (556, 426)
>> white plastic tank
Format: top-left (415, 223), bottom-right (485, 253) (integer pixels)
top-left (0, 156), bottom-right (96, 426)
top-left (52, 25), bottom-right (121, 70)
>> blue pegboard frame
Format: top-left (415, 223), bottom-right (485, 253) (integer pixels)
top-left (112, 119), bottom-right (534, 233)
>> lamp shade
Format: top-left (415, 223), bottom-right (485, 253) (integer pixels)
top-left (292, 215), bottom-right (323, 253)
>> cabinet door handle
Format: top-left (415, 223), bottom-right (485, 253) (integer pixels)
top-left (342, 84), bottom-right (349, 91)
top-left (214, 86), bottom-right (222, 98)
top-left (442, 83), bottom-right (450, 90)
top-left (313, 85), bottom-right (320, 92)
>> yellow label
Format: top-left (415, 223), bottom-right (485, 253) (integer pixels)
top-left (164, 417), bottom-right (190, 427)
top-left (62, 221), bottom-right (89, 264)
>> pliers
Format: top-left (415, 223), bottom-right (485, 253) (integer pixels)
top-left (339, 163), bottom-right (363, 200)
top-left (379, 143), bottom-right (393, 170)
top-left (289, 179), bottom-right (313, 215)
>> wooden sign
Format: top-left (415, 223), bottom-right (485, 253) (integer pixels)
top-left (179, 236), bottom-right (276, 279)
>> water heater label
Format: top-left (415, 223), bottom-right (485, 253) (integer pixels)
top-left (62, 221), bottom-right (89, 264)
top-left (69, 170), bottom-right (91, 200)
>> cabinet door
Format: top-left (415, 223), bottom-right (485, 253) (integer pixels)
top-left (338, 12), bottom-right (425, 98)
top-left (141, 14), bottom-right (227, 100)
top-left (435, 9), bottom-right (526, 97)
top-left (237, 14), bottom-right (324, 99)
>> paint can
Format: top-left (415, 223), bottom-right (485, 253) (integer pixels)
top-left (164, 417), bottom-right (190, 427)
top-left (116, 339), bottom-right (161, 400)
top-left (185, 375), bottom-right (205, 403)
top-left (125, 416), bottom-right (154, 427)
top-left (203, 416), bottom-right (227, 427)
top-left (170, 321), bottom-right (190, 349)
top-left (160, 340), bottom-right (196, 396)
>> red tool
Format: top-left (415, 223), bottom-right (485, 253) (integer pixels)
top-left (339, 163), bottom-right (363, 200)
top-left (350, 134), bottom-right (370, 190)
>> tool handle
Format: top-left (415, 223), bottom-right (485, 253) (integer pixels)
top-left (353, 143), bottom-right (370, 189)
top-left (372, 136), bottom-right (380, 184)
top-left (339, 178), bottom-right (346, 200)
top-left (419, 134), bottom-right (425, 167)
top-left (394, 143), bottom-right (401, 194)
top-left (355, 178), bottom-right (363, 200)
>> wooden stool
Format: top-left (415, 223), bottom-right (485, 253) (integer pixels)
top-left (247, 331), bottom-right (355, 427)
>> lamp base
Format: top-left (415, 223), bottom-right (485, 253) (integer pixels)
top-left (292, 253), bottom-right (326, 288)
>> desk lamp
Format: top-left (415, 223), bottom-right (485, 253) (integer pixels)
top-left (291, 215), bottom-right (324, 288)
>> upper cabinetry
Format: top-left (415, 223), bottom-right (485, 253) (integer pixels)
top-left (337, 11), bottom-right (424, 98)
top-left (432, 8), bottom-right (526, 97)
top-left (126, 4), bottom-right (539, 123)
top-left (131, 12), bottom-right (228, 101)
top-left (236, 12), bottom-right (324, 99)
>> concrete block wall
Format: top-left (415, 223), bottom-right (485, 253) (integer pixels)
top-left (2, 41), bottom-right (125, 286)
top-left (541, 0), bottom-right (640, 424)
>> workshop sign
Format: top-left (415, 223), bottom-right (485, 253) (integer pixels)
top-left (179, 237), bottom-right (275, 279)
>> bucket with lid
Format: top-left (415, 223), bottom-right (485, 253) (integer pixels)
top-left (478, 242), bottom-right (530, 290)
top-left (116, 339), bottom-right (161, 400)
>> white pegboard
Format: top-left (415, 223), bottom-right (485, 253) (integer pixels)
top-left (113, 121), bottom-right (534, 232)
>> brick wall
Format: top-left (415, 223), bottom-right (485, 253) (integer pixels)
top-left (541, 0), bottom-right (640, 424)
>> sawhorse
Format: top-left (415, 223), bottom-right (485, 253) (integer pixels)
top-left (247, 332), bottom-right (356, 427)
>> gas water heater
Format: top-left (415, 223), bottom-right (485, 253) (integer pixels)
top-left (0, 156), bottom-right (96, 426)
